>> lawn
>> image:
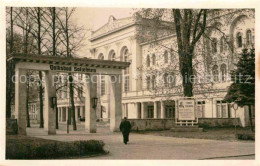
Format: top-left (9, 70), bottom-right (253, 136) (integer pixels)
top-left (6, 135), bottom-right (107, 159)
top-left (135, 127), bottom-right (255, 141)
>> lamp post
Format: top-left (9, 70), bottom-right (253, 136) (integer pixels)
top-left (92, 97), bottom-right (98, 109)
top-left (232, 103), bottom-right (239, 135)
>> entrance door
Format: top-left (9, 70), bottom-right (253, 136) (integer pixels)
top-left (147, 106), bottom-right (154, 118)
top-left (165, 105), bottom-right (175, 118)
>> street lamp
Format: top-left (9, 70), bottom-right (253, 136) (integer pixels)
top-left (92, 97), bottom-right (98, 109)
top-left (51, 97), bottom-right (57, 108)
top-left (232, 102), bottom-right (239, 134)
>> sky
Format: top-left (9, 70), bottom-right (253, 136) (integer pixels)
top-left (72, 7), bottom-right (134, 57)
top-left (74, 7), bottom-right (134, 31)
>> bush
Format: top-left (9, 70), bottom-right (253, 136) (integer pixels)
top-left (236, 133), bottom-right (255, 140)
top-left (6, 136), bottom-right (106, 159)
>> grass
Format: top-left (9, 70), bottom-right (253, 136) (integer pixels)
top-left (135, 127), bottom-right (255, 141)
top-left (6, 135), bottom-right (107, 159)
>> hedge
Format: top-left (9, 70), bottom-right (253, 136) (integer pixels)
top-left (6, 136), bottom-right (106, 159)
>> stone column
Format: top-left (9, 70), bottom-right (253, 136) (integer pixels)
top-left (161, 101), bottom-right (165, 119)
top-left (59, 107), bottom-right (63, 122)
top-left (141, 102), bottom-right (145, 119)
top-left (80, 106), bottom-right (84, 118)
top-left (154, 101), bottom-right (158, 119)
top-left (135, 103), bottom-right (139, 119)
top-left (110, 75), bottom-right (122, 132)
top-left (85, 74), bottom-right (97, 133)
top-left (15, 68), bottom-right (27, 135)
top-left (75, 106), bottom-right (78, 122)
top-left (66, 107), bottom-right (68, 121)
top-left (43, 71), bottom-right (56, 135)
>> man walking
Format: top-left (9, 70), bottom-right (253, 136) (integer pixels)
top-left (119, 117), bottom-right (131, 144)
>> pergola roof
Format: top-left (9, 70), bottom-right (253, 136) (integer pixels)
top-left (8, 54), bottom-right (130, 70)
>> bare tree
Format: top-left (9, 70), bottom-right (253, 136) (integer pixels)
top-left (56, 7), bottom-right (86, 130)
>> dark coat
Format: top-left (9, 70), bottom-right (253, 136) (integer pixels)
top-left (120, 120), bottom-right (131, 133)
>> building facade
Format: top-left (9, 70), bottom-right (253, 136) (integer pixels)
top-left (89, 10), bottom-right (255, 127)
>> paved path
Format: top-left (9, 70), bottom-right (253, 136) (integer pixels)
top-left (26, 124), bottom-right (255, 160)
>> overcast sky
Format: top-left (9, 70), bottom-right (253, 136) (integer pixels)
top-left (73, 7), bottom-right (134, 57)
top-left (74, 7), bottom-right (134, 31)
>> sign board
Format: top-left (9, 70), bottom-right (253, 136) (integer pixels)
top-left (50, 65), bottom-right (96, 73)
top-left (178, 99), bottom-right (195, 120)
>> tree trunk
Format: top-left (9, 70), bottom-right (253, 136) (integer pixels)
top-left (55, 100), bottom-right (59, 129)
top-left (179, 50), bottom-right (194, 97)
top-left (39, 71), bottom-right (44, 128)
top-left (69, 73), bottom-right (77, 130)
top-left (36, 7), bottom-right (44, 128)
top-left (26, 73), bottom-right (30, 127)
top-left (6, 7), bottom-right (14, 119)
top-left (248, 104), bottom-right (254, 132)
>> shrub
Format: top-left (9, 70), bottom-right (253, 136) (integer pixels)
top-left (236, 133), bottom-right (255, 140)
top-left (6, 136), bottom-right (106, 159)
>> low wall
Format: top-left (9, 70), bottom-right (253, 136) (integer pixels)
top-left (128, 118), bottom-right (242, 131)
top-left (128, 119), bottom-right (175, 131)
top-left (198, 118), bottom-right (242, 128)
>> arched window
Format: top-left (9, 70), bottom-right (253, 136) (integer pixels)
top-left (152, 75), bottom-right (156, 89)
top-left (123, 48), bottom-right (130, 92)
top-left (109, 50), bottom-right (116, 61)
top-left (246, 30), bottom-right (252, 46)
top-left (220, 64), bottom-right (227, 82)
top-left (212, 65), bottom-right (219, 82)
top-left (211, 38), bottom-right (217, 53)
top-left (236, 32), bottom-right (242, 48)
top-left (220, 37), bottom-right (224, 53)
top-left (98, 53), bottom-right (106, 95)
top-left (171, 52), bottom-right (174, 62)
top-left (169, 73), bottom-right (176, 87)
top-left (98, 53), bottom-right (104, 60)
top-left (152, 54), bottom-right (156, 65)
top-left (146, 76), bottom-right (151, 90)
top-left (146, 55), bottom-right (150, 67)
top-left (164, 73), bottom-right (169, 87)
top-left (164, 50), bottom-right (168, 63)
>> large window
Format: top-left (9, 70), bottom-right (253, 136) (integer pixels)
top-left (211, 38), bottom-right (217, 53)
top-left (246, 30), bottom-right (252, 46)
top-left (124, 76), bottom-right (129, 92)
top-left (98, 54), bottom-right (106, 95)
top-left (220, 37), bottom-right (224, 53)
top-left (146, 76), bottom-right (151, 90)
top-left (165, 105), bottom-right (175, 118)
top-left (152, 54), bottom-right (156, 65)
top-left (152, 75), bottom-right (156, 89)
top-left (146, 55), bottom-right (150, 67)
top-left (109, 50), bottom-right (116, 61)
top-left (220, 64), bottom-right (227, 82)
top-left (123, 48), bottom-right (130, 92)
top-left (169, 73), bottom-right (176, 88)
top-left (164, 73), bottom-right (169, 88)
top-left (212, 65), bottom-right (219, 82)
top-left (216, 100), bottom-right (229, 118)
top-left (147, 106), bottom-right (154, 118)
top-left (197, 101), bottom-right (205, 118)
top-left (164, 50), bottom-right (168, 63)
top-left (236, 32), bottom-right (243, 48)
top-left (78, 86), bottom-right (83, 97)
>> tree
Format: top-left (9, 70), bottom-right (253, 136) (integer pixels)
top-left (135, 9), bottom-right (253, 97)
top-left (57, 7), bottom-right (86, 130)
top-left (224, 49), bottom-right (255, 132)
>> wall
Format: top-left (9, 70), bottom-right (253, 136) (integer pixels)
top-left (128, 118), bottom-right (242, 131)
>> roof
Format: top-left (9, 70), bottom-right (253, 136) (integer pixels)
top-left (8, 54), bottom-right (130, 70)
top-left (90, 16), bottom-right (135, 41)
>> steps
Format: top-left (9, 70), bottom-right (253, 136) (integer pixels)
top-left (170, 125), bottom-right (203, 132)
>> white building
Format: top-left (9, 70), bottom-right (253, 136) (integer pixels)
top-left (88, 9), bottom-right (255, 127)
